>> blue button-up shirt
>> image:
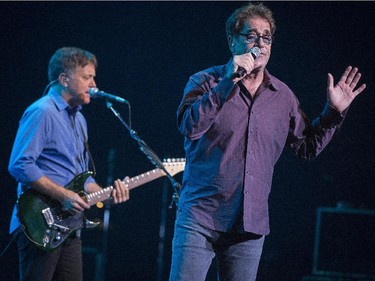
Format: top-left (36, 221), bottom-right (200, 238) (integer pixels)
top-left (8, 88), bottom-right (95, 233)
top-left (177, 64), bottom-right (345, 235)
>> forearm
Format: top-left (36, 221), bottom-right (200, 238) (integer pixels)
top-left (29, 176), bottom-right (74, 203)
top-left (314, 102), bottom-right (346, 129)
top-left (178, 77), bottom-right (235, 139)
top-left (289, 103), bottom-right (346, 160)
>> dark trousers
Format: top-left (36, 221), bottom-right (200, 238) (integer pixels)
top-left (14, 228), bottom-right (83, 281)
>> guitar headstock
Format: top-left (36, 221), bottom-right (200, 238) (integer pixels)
top-left (162, 158), bottom-right (186, 176)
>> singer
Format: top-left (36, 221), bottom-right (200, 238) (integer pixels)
top-left (8, 47), bottom-right (130, 281)
top-left (170, 3), bottom-right (366, 281)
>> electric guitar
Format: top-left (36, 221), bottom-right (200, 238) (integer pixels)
top-left (17, 158), bottom-right (185, 251)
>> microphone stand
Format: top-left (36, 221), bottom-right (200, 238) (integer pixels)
top-left (106, 101), bottom-right (181, 208)
top-left (95, 148), bottom-right (115, 281)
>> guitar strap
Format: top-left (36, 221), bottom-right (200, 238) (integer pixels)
top-left (78, 121), bottom-right (97, 178)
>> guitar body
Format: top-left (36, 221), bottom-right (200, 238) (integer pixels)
top-left (17, 171), bottom-right (96, 251)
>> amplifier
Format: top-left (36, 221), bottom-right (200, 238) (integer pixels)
top-left (312, 206), bottom-right (375, 280)
top-left (302, 275), bottom-right (375, 281)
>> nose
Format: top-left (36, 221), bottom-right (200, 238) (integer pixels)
top-left (90, 78), bottom-right (96, 88)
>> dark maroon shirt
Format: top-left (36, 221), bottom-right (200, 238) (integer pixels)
top-left (176, 63), bottom-right (345, 235)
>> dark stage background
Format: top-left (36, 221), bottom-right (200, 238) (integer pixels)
top-left (0, 1), bottom-right (374, 281)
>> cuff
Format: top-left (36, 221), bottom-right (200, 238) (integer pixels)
top-left (320, 102), bottom-right (347, 128)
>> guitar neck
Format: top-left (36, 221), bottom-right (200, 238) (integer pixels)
top-left (83, 159), bottom-right (185, 206)
top-left (85, 186), bottom-right (113, 206)
top-left (83, 168), bottom-right (165, 206)
top-left (125, 168), bottom-right (165, 191)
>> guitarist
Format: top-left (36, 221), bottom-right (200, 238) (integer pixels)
top-left (8, 47), bottom-right (129, 281)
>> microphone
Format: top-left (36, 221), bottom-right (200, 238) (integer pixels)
top-left (89, 87), bottom-right (129, 104)
top-left (234, 47), bottom-right (261, 78)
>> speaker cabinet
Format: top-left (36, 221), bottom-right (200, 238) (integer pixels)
top-left (312, 207), bottom-right (375, 280)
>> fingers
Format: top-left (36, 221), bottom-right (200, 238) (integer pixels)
top-left (350, 72), bottom-right (361, 88)
top-left (328, 66), bottom-right (366, 112)
top-left (344, 66), bottom-right (367, 96)
top-left (327, 73), bottom-right (334, 90)
top-left (339, 66), bottom-right (353, 84)
top-left (64, 193), bottom-right (89, 213)
top-left (340, 66), bottom-right (363, 88)
top-left (333, 66), bottom-right (366, 92)
top-left (75, 196), bottom-right (90, 210)
top-left (112, 179), bottom-right (130, 204)
top-left (238, 52), bottom-right (255, 74)
top-left (344, 66), bottom-right (359, 88)
top-left (231, 53), bottom-right (254, 82)
top-left (354, 82), bottom-right (367, 96)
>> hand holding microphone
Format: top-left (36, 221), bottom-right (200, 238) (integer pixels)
top-left (233, 47), bottom-right (261, 78)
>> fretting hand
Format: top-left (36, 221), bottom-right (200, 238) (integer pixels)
top-left (111, 179), bottom-right (130, 204)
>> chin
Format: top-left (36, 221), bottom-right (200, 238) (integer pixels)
top-left (255, 59), bottom-right (268, 69)
top-left (79, 94), bottom-right (91, 105)
top-left (83, 98), bottom-right (91, 105)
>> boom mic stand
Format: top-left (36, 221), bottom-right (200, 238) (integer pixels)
top-left (102, 100), bottom-right (181, 281)
top-left (106, 101), bottom-right (181, 208)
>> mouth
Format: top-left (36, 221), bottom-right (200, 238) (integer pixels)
top-left (257, 53), bottom-right (266, 59)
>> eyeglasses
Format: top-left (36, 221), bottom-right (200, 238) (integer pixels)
top-left (238, 32), bottom-right (273, 45)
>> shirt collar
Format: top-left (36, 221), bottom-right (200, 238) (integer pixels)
top-left (47, 88), bottom-right (82, 113)
top-left (263, 69), bottom-right (278, 91)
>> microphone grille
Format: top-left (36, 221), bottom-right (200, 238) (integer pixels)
top-left (89, 87), bottom-right (99, 97)
top-left (250, 47), bottom-right (261, 59)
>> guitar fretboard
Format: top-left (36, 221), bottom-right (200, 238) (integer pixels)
top-left (125, 168), bottom-right (164, 190)
top-left (84, 159), bottom-right (185, 205)
top-left (85, 186), bottom-right (113, 206)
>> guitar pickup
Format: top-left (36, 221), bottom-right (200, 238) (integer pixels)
top-left (42, 208), bottom-right (54, 227)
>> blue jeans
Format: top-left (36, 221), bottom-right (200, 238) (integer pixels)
top-left (169, 219), bottom-right (265, 281)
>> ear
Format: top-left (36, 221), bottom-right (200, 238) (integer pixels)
top-left (59, 73), bottom-right (69, 87)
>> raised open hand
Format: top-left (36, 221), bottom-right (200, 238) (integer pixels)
top-left (327, 66), bottom-right (366, 112)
